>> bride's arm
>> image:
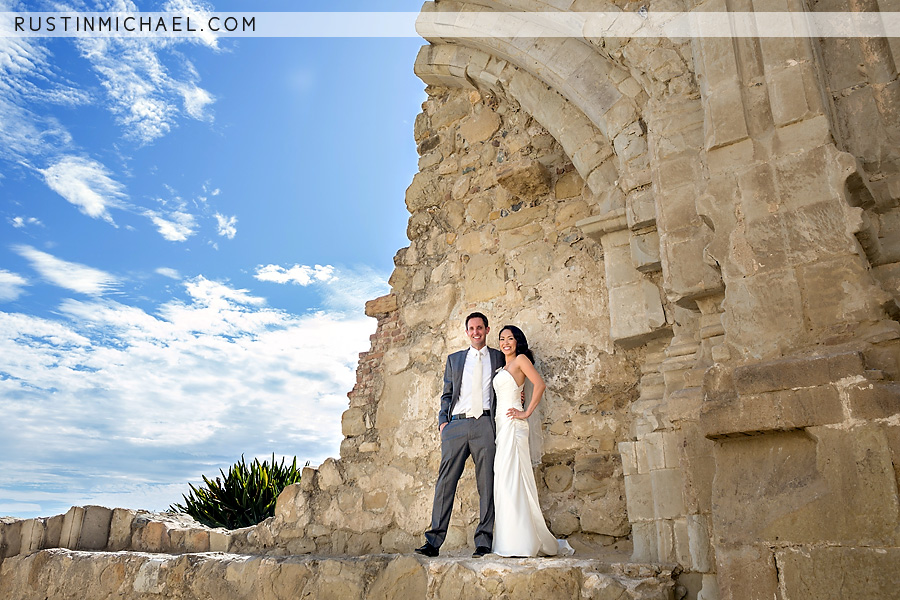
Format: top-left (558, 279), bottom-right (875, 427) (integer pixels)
top-left (510, 355), bottom-right (546, 419)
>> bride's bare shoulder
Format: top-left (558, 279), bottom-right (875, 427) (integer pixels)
top-left (514, 354), bottom-right (534, 367)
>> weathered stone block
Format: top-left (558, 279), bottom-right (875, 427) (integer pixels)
top-left (626, 187), bottom-right (656, 230)
top-left (775, 546), bottom-right (900, 600)
top-left (78, 506), bottom-right (112, 551)
top-left (403, 284), bottom-right (457, 326)
top-left (641, 432), bottom-right (666, 472)
top-left (618, 441), bottom-right (637, 476)
top-left (731, 351), bottom-right (865, 395)
top-left (169, 528), bottom-right (210, 553)
top-left (19, 519), bottom-right (44, 554)
top-left (499, 223), bottom-right (543, 251)
top-left (707, 138), bottom-right (755, 175)
top-left (365, 294), bottom-right (397, 317)
top-left (430, 97), bottom-right (469, 129)
top-left (0, 519), bottom-right (23, 558)
top-left (493, 203), bottom-right (549, 232)
top-left (660, 231), bottom-right (723, 306)
top-left (418, 149), bottom-right (442, 170)
top-left (767, 66), bottom-right (813, 126)
top-left (549, 511), bottom-right (579, 536)
top-left (555, 170), bottom-right (583, 199)
top-left (651, 469), bottom-right (685, 520)
top-left (579, 494), bottom-right (630, 537)
top-left (624, 473), bottom-right (654, 522)
top-left (44, 514), bottom-right (62, 549)
top-left (721, 268), bottom-right (804, 360)
top-left (715, 544), bottom-right (779, 600)
top-left (108, 508), bottom-right (135, 551)
top-left (702, 385), bottom-right (843, 439)
top-left (573, 454), bottom-right (619, 493)
top-left (342, 407), bottom-right (368, 437)
top-left (797, 254), bottom-right (889, 329)
top-left (496, 160), bottom-right (551, 197)
top-left (631, 520), bottom-right (659, 562)
top-left (687, 513), bottom-right (714, 573)
top-left (209, 529), bottom-right (231, 553)
top-left (463, 253), bottom-right (506, 302)
top-left (608, 279), bottom-right (667, 345)
top-left (59, 507), bottom-right (84, 550)
top-left (705, 87), bottom-right (750, 149)
top-left (774, 114), bottom-right (831, 157)
top-left (630, 230), bottom-right (661, 273)
top-left (543, 464), bottom-right (573, 492)
top-left (712, 426), bottom-right (899, 547)
top-left (655, 185), bottom-right (702, 233)
top-left (404, 171), bottom-right (445, 213)
top-left (460, 109), bottom-right (501, 144)
top-left (554, 199), bottom-right (590, 230)
top-left (655, 519), bottom-right (674, 563)
top-left (368, 556), bottom-right (427, 600)
top-left (318, 458), bottom-right (344, 489)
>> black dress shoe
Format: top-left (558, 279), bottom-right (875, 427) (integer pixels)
top-left (414, 542), bottom-right (439, 557)
top-left (472, 546), bottom-right (491, 558)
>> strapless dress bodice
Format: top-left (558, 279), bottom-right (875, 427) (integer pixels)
top-left (493, 368), bottom-right (524, 412)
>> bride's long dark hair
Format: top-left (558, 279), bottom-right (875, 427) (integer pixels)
top-left (499, 325), bottom-right (534, 363)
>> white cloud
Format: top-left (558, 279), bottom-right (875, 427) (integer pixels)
top-left (255, 264), bottom-right (335, 286)
top-left (180, 83), bottom-right (214, 119)
top-left (214, 213), bottom-right (237, 239)
top-left (0, 33), bottom-right (74, 161)
top-left (146, 209), bottom-right (196, 242)
top-left (38, 156), bottom-right (127, 224)
top-left (9, 216), bottom-right (42, 229)
top-left (74, 0), bottom-right (217, 144)
top-left (163, 0), bottom-right (221, 50)
top-left (318, 265), bottom-right (391, 313)
top-left (0, 269), bottom-right (28, 301)
top-left (14, 245), bottom-right (119, 296)
top-left (0, 274), bottom-right (381, 516)
top-left (156, 267), bottom-right (181, 280)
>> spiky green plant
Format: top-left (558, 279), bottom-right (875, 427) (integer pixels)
top-left (170, 454), bottom-right (306, 529)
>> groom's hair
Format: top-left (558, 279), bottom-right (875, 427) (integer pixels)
top-left (465, 311), bottom-right (489, 329)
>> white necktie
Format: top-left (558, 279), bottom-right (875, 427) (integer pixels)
top-left (468, 350), bottom-right (483, 419)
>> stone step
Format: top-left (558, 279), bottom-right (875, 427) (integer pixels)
top-left (0, 548), bottom-right (677, 599)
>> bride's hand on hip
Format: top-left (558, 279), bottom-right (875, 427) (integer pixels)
top-left (506, 407), bottom-right (527, 420)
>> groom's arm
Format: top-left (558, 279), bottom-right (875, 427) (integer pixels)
top-left (438, 354), bottom-right (454, 431)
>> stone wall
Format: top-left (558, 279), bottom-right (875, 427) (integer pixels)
top-left (2, 2), bottom-right (900, 599)
top-left (0, 550), bottom-right (675, 600)
top-left (277, 80), bottom-right (644, 555)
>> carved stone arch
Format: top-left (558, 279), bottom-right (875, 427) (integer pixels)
top-left (418, 1), bottom-right (654, 194)
top-left (416, 40), bottom-right (671, 347)
top-left (415, 43), bottom-right (618, 199)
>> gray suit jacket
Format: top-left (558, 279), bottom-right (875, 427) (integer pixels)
top-left (438, 347), bottom-right (506, 429)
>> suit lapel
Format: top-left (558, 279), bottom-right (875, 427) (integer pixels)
top-left (451, 350), bottom-right (465, 399)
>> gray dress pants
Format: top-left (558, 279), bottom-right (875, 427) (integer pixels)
top-left (425, 414), bottom-right (496, 549)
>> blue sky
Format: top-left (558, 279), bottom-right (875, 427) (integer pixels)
top-left (0, 0), bottom-right (425, 519)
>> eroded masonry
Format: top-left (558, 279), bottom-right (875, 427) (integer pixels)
top-left (2, 1), bottom-right (900, 599)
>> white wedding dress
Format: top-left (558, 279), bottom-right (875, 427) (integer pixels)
top-left (492, 368), bottom-right (562, 557)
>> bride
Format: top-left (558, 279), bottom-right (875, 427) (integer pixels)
top-left (492, 325), bottom-right (567, 557)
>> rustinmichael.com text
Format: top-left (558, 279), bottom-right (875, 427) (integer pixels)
top-left (15, 14), bottom-right (256, 35)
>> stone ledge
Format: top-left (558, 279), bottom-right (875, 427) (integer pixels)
top-left (731, 351), bottom-right (866, 395)
top-left (0, 549), bottom-right (677, 600)
top-left (702, 386), bottom-right (844, 440)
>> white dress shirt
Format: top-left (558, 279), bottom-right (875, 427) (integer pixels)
top-left (453, 346), bottom-right (493, 416)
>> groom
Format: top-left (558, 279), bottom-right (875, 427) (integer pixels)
top-left (415, 311), bottom-right (505, 558)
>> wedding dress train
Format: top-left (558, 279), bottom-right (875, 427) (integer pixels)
top-left (492, 368), bottom-right (564, 557)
